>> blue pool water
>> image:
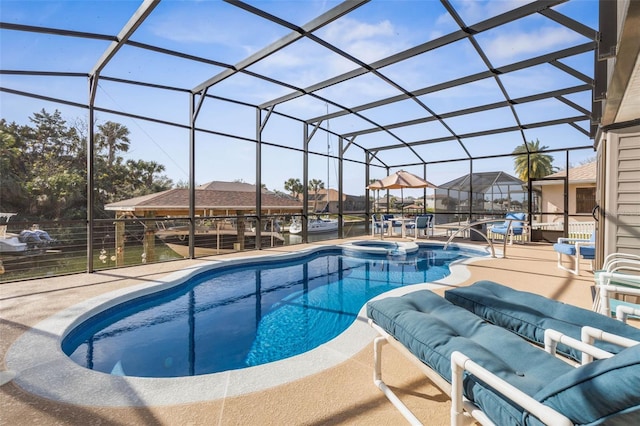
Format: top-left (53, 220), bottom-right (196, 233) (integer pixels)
top-left (63, 244), bottom-right (483, 378)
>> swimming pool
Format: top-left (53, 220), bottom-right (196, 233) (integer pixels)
top-left (62, 244), bottom-right (484, 378)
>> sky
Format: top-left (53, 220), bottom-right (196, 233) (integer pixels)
top-left (0, 0), bottom-right (600, 198)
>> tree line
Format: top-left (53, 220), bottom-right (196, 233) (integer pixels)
top-left (0, 109), bottom-right (172, 221)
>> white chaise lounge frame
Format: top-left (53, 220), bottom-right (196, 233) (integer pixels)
top-left (369, 320), bottom-right (637, 426)
top-left (592, 253), bottom-right (640, 316)
top-left (555, 237), bottom-right (595, 275)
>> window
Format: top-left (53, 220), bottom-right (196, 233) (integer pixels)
top-left (576, 187), bottom-right (596, 214)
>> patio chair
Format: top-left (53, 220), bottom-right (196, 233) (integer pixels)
top-left (405, 214), bottom-right (433, 240)
top-left (371, 214), bottom-right (389, 236)
top-left (553, 230), bottom-right (596, 275)
top-left (382, 214), bottom-right (403, 236)
top-left (489, 212), bottom-right (528, 244)
top-left (367, 289), bottom-right (640, 426)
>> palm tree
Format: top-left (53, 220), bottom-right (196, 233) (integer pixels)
top-left (96, 121), bottom-right (130, 167)
top-left (284, 178), bottom-right (303, 198)
top-left (126, 159), bottom-right (166, 189)
top-left (308, 178), bottom-right (325, 213)
top-left (512, 139), bottom-right (555, 181)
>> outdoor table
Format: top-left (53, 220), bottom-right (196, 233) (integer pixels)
top-left (384, 217), bottom-right (414, 239)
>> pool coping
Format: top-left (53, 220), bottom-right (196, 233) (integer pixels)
top-left (5, 241), bottom-right (495, 407)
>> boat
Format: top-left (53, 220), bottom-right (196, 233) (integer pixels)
top-left (1, 213), bottom-right (26, 254)
top-left (1, 213), bottom-right (57, 258)
top-left (0, 213), bottom-right (58, 255)
top-left (289, 216), bottom-right (339, 234)
top-left (289, 104), bottom-right (341, 236)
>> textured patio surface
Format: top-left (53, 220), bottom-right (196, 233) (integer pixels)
top-left (1, 237), bottom-right (624, 425)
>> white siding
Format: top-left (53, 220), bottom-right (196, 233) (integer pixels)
top-left (611, 133), bottom-right (640, 255)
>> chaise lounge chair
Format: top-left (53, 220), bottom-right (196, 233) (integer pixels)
top-left (592, 253), bottom-right (640, 318)
top-left (444, 280), bottom-right (640, 362)
top-left (367, 288), bottom-right (640, 425)
top-left (553, 230), bottom-right (596, 275)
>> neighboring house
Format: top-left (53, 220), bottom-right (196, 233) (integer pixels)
top-left (372, 194), bottom-right (435, 213)
top-left (422, 195), bottom-right (435, 211)
top-left (299, 188), bottom-right (366, 214)
top-left (302, 188), bottom-right (344, 213)
top-left (532, 162), bottom-right (596, 223)
top-left (343, 194), bottom-right (367, 213)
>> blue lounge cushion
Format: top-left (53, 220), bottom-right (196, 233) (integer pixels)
top-left (367, 291), bottom-right (574, 425)
top-left (529, 344), bottom-right (640, 425)
top-left (552, 242), bottom-right (596, 259)
top-left (444, 280), bottom-right (640, 362)
top-left (553, 231), bottom-right (596, 260)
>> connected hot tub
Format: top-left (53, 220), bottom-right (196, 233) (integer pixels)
top-left (340, 240), bottom-right (419, 257)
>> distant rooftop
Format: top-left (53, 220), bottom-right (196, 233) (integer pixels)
top-left (197, 181), bottom-right (267, 193)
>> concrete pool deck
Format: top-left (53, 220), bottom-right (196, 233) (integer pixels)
top-left (1, 237), bottom-right (633, 424)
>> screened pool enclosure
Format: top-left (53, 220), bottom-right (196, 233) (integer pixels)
top-left (0, 0), bottom-right (606, 280)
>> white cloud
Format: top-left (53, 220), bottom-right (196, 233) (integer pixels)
top-left (257, 49), bottom-right (307, 69)
top-left (321, 17), bottom-right (407, 64)
top-left (451, 0), bottom-right (532, 24)
top-left (323, 17), bottom-right (395, 44)
top-left (483, 26), bottom-right (581, 60)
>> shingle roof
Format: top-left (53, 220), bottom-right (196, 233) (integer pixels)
top-left (546, 162), bottom-right (596, 182)
top-left (106, 182), bottom-right (302, 211)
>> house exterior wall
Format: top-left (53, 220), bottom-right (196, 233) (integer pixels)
top-left (593, 0), bottom-right (640, 264)
top-left (540, 183), bottom-right (597, 223)
top-left (602, 128), bottom-right (640, 257)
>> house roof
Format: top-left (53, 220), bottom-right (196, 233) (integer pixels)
top-left (196, 181), bottom-right (267, 193)
top-left (105, 182), bottom-right (303, 213)
top-left (545, 162), bottom-right (596, 182)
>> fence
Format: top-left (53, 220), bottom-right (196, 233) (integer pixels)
top-left (532, 221), bottom-right (596, 239)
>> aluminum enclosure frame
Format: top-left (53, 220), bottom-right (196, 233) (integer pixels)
top-left (0, 0), bottom-right (600, 268)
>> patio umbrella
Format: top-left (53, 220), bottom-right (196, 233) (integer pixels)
top-left (367, 170), bottom-right (437, 215)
